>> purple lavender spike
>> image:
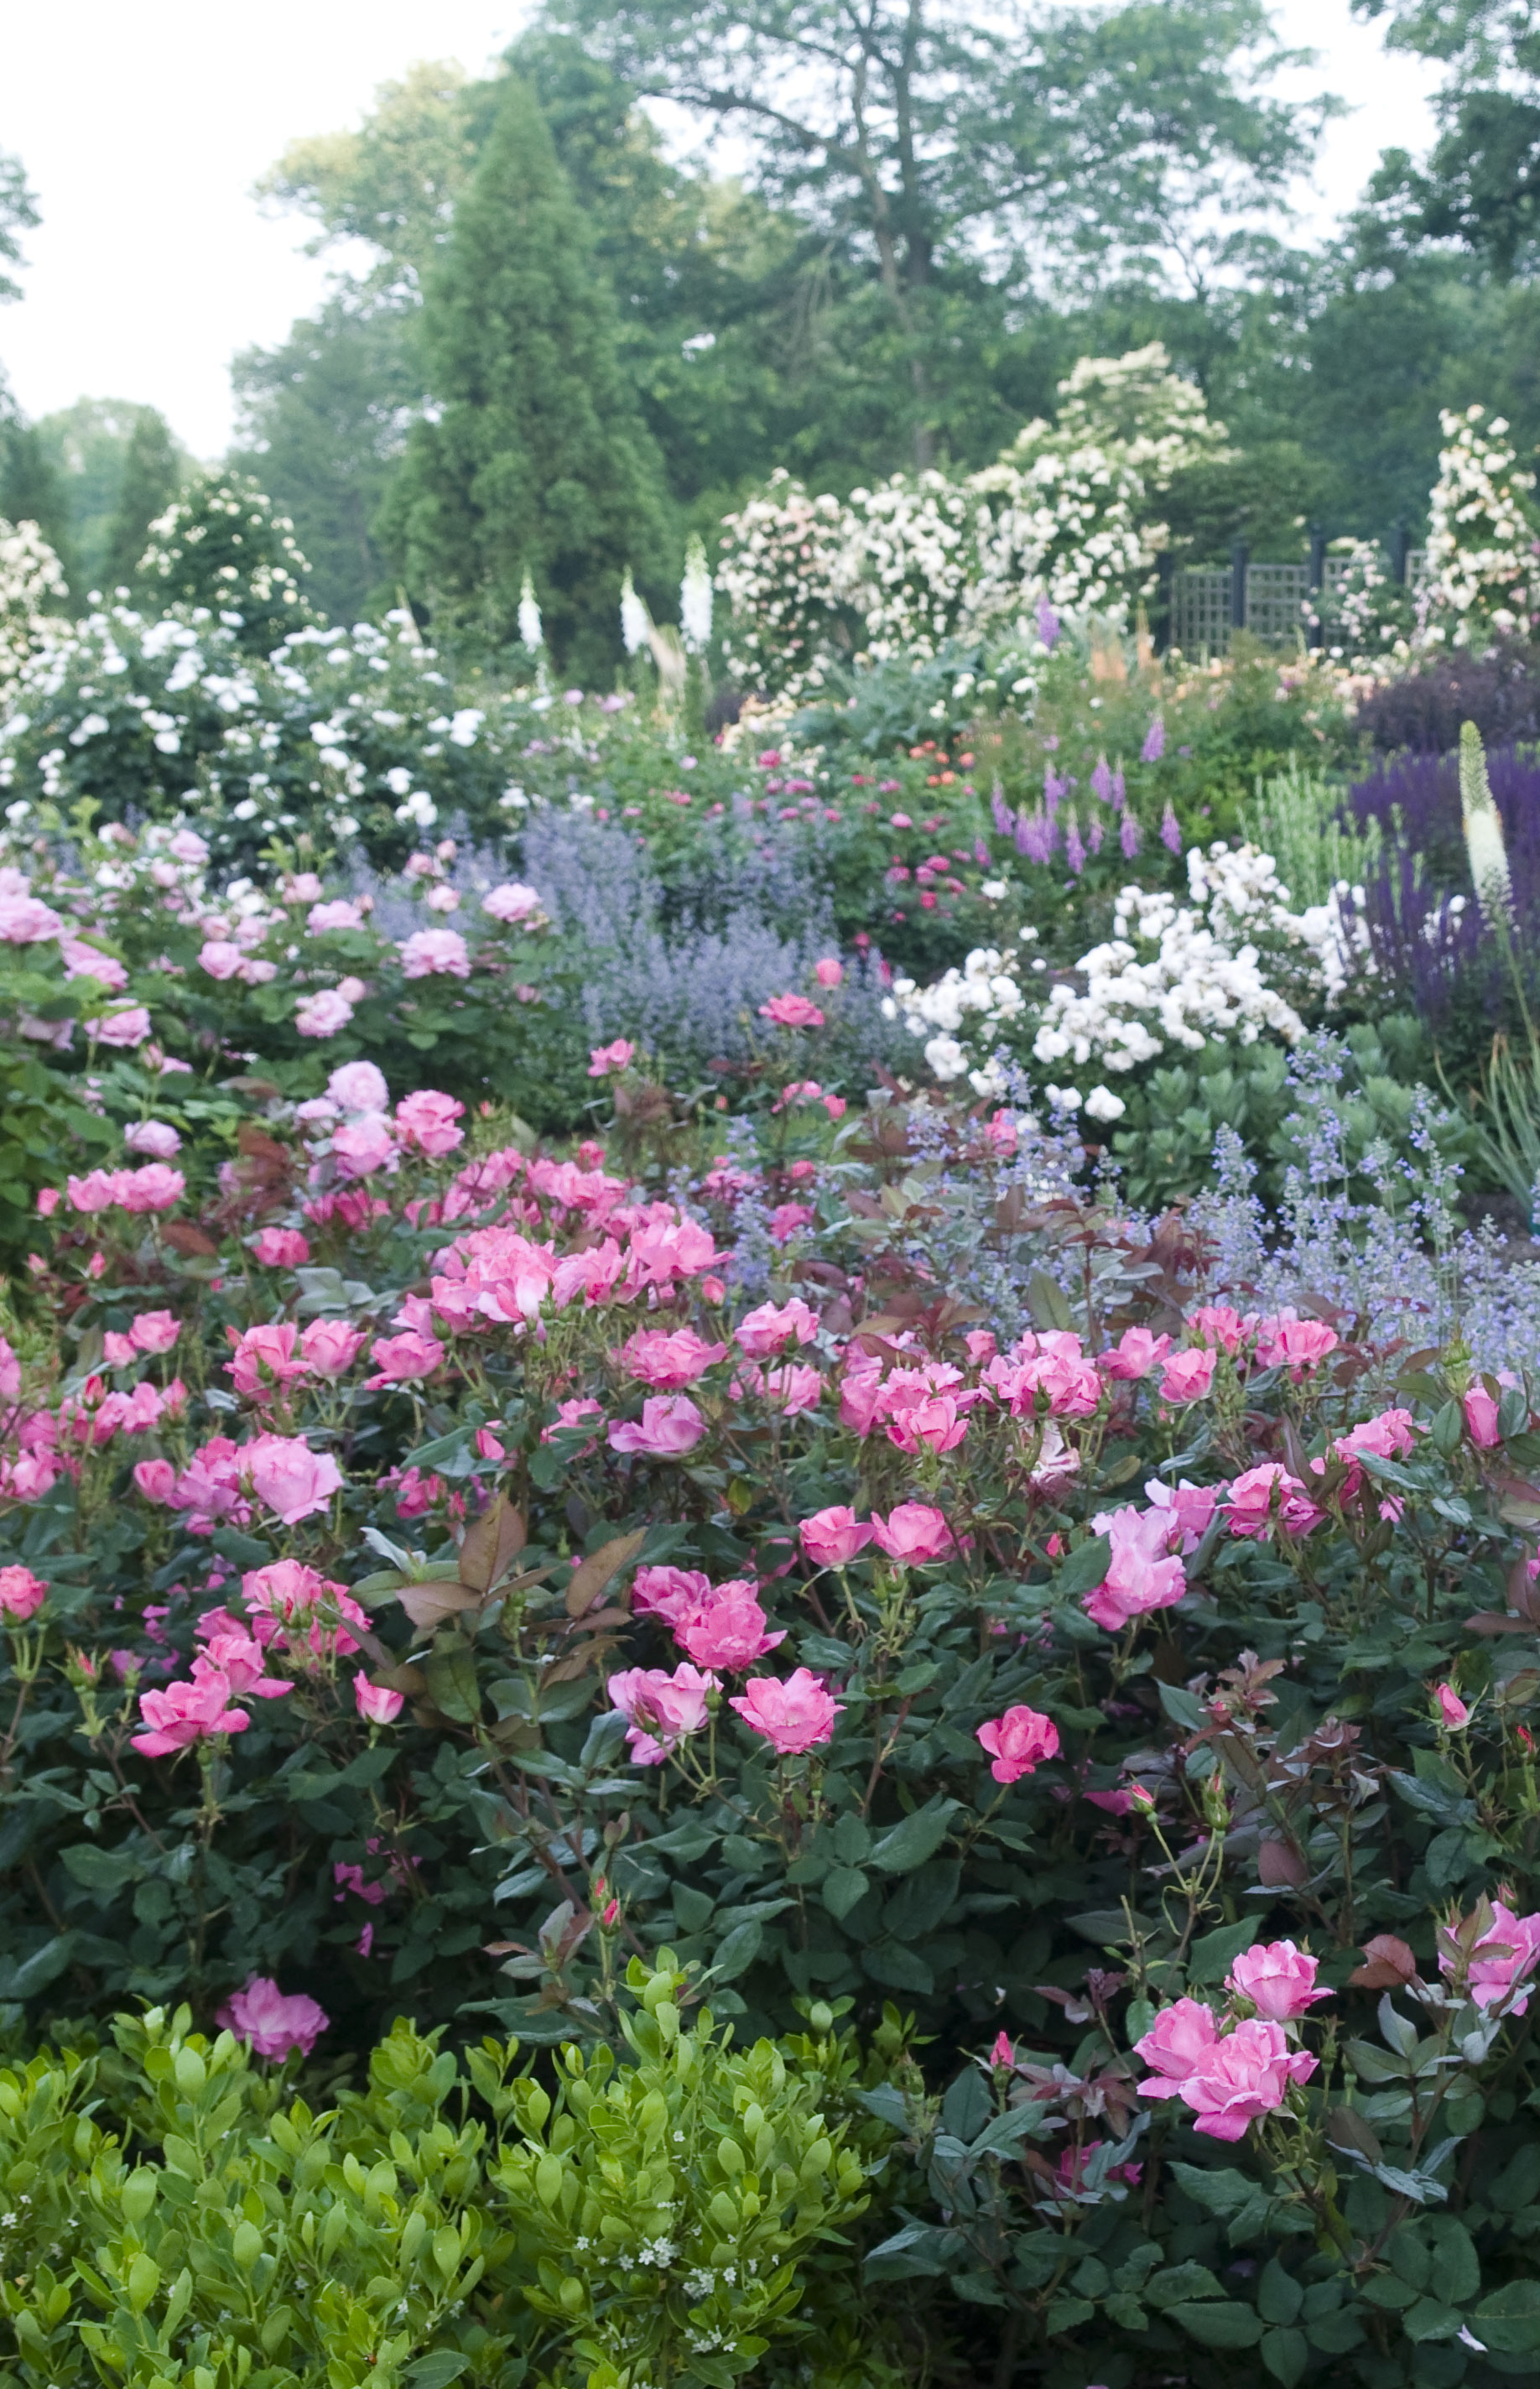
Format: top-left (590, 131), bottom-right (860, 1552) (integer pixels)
top-left (1121, 809), bottom-right (1142, 859)
top-left (1036, 596), bottom-right (1060, 650)
top-left (1111, 768), bottom-right (1126, 811)
top-left (1160, 799), bottom-right (1182, 854)
top-left (991, 783), bottom-right (1014, 838)
top-left (1044, 766), bottom-right (1067, 815)
top-left (1087, 815), bottom-right (1104, 855)
top-left (1142, 715), bottom-right (1166, 763)
top-left (1020, 809), bottom-right (1056, 863)
top-left (1091, 754), bottom-right (1113, 804)
top-left (1064, 814), bottom-right (1086, 875)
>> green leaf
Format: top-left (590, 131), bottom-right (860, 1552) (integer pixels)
top-left (1188, 1916), bottom-right (1262, 1984)
top-left (1258, 2260), bottom-right (1303, 2326)
top-left (1260, 2325), bottom-right (1308, 2386)
top-left (1476, 2279), bottom-right (1540, 2352)
top-left (705, 1919), bottom-right (763, 1982)
top-left (60, 1843), bottom-right (138, 1894)
top-left (406, 2358), bottom-right (473, 2389)
top-left (1168, 2163), bottom-right (1257, 2218)
top-left (822, 1866), bottom-right (870, 1921)
top-left (422, 1640), bottom-right (484, 1724)
top-left (869, 1798), bottom-right (958, 1874)
top-left (1147, 2261), bottom-right (1225, 2307)
top-left (1168, 2301), bottom-right (1264, 2348)
top-left (1157, 1679), bottom-right (1210, 1732)
top-left (1054, 1534), bottom-right (1113, 1600)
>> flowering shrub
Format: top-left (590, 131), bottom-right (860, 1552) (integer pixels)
top-left (0, 515), bottom-right (69, 691)
top-left (3, 1063), bottom-right (1540, 2376)
top-left (1421, 406), bottom-right (1540, 648)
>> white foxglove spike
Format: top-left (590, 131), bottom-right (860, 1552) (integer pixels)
top-left (680, 534), bottom-right (713, 652)
top-left (518, 570), bottom-right (543, 653)
top-left (620, 569), bottom-right (650, 658)
top-left (1459, 719), bottom-right (1511, 928)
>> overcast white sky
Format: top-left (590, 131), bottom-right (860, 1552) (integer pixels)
top-left (0, 0), bottom-right (1445, 460)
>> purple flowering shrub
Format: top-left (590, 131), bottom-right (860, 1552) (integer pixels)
top-left (3, 1063), bottom-right (1540, 2382)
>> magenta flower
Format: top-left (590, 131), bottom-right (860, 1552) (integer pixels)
top-left (394, 1089), bottom-right (466, 1156)
top-left (216, 1976), bottom-right (329, 2060)
top-left (870, 1503), bottom-right (953, 1564)
top-left (244, 1435), bottom-right (344, 1524)
top-left (1134, 1998), bottom-right (1220, 2094)
top-left (400, 928), bottom-right (471, 979)
top-left (1434, 1683), bottom-right (1470, 1729)
top-left (759, 992), bottom-right (825, 1028)
top-left (1100, 1326), bottom-right (1171, 1382)
top-left (814, 956), bottom-right (844, 986)
top-left (1158, 1347), bottom-right (1216, 1404)
top-left (299, 1318), bottom-right (367, 1377)
top-left (1465, 1387), bottom-right (1501, 1448)
top-left (132, 1668), bottom-right (252, 1757)
top-left (331, 1113), bottom-right (398, 1179)
top-left (0, 1564), bottom-right (46, 1620)
top-left (129, 1309), bottom-right (181, 1355)
top-left (252, 1227), bottom-right (310, 1267)
top-left (607, 1663), bottom-right (717, 1763)
top-left (675, 1582), bottom-right (786, 1670)
top-left (607, 1395), bottom-right (706, 1458)
top-left (588, 1038), bottom-right (637, 1076)
top-left (1225, 1939), bottom-right (1330, 2022)
top-left (731, 1668), bottom-right (842, 1754)
top-left (631, 1565), bottom-right (712, 1624)
top-left (799, 1507), bottom-right (873, 1567)
top-left (735, 1296), bottom-right (819, 1357)
top-left (1442, 1900), bottom-right (1540, 2013)
top-left (976, 1705), bottom-right (1059, 1783)
top-left (1179, 2019), bottom-right (1317, 2142)
top-left (355, 1675), bottom-right (405, 1725)
top-left (619, 1327), bottom-right (728, 1388)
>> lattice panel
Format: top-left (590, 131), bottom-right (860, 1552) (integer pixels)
top-left (1170, 568), bottom-right (1233, 657)
top-left (1245, 562), bottom-right (1310, 643)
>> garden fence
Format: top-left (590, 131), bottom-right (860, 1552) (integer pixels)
top-left (1166, 534), bottom-right (1427, 657)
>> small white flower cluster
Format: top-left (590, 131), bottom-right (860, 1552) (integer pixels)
top-left (0, 518), bottom-right (70, 691)
top-left (887, 843), bottom-right (1358, 1108)
top-left (1422, 405), bottom-right (1540, 646)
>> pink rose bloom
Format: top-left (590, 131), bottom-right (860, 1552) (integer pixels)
top-left (295, 989), bottom-right (355, 1038)
top-left (1444, 1901), bottom-right (1540, 2013)
top-left (133, 1668), bottom-right (251, 1756)
top-left (1081, 1508), bottom-right (1185, 1631)
top-left (1142, 1477), bottom-right (1220, 1551)
top-left (195, 1632), bottom-right (291, 1701)
top-left (840, 1356), bottom-right (886, 1434)
top-left (976, 1704), bottom-right (1059, 1783)
top-left (1160, 1348), bottom-right (1216, 1404)
top-left (0, 1564), bottom-right (47, 1620)
top-left (1465, 1387), bottom-right (1501, 1448)
top-left (736, 1297), bottom-right (819, 1357)
top-left (299, 1318), bottom-right (367, 1377)
top-left (35, 1187), bottom-right (61, 1217)
top-left (1226, 1939), bottom-right (1330, 2022)
top-left (675, 1581), bottom-right (786, 1670)
top-left (395, 1089), bottom-right (466, 1156)
top-left (632, 1565), bottom-right (712, 1625)
top-left (63, 937), bottom-right (128, 989)
top-left (753, 1361), bottom-right (824, 1418)
top-left (1434, 1683), bottom-right (1470, 1729)
top-left (216, 1976), bottom-right (329, 2060)
top-left (608, 1395), bottom-right (706, 1458)
top-left (989, 2031), bottom-right (1017, 2068)
top-left (400, 928), bottom-right (471, 979)
top-left (625, 1214), bottom-right (719, 1288)
top-left (482, 882), bottom-right (544, 924)
top-left (541, 1396), bottom-right (604, 1455)
top-left (0, 891), bottom-right (63, 942)
top-left (307, 899), bottom-right (365, 934)
top-left (769, 1201), bottom-right (815, 1242)
top-left (198, 939), bottom-right (245, 980)
top-left (1225, 1461), bottom-right (1325, 1540)
top-left (66, 1168), bottom-right (118, 1215)
top-left (1336, 1408), bottom-right (1418, 1463)
top-left (133, 1456), bottom-right (178, 1503)
top-left (228, 1322), bottom-right (308, 1400)
top-left (799, 1507), bottom-right (874, 1567)
top-left (124, 1120), bottom-right (180, 1158)
top-left (1100, 1325), bottom-right (1171, 1381)
top-left (1255, 1315), bottom-right (1339, 1376)
top-left (245, 1435), bottom-right (344, 1524)
top-left (1180, 2018), bottom-right (1318, 2141)
top-left (86, 1006), bottom-right (152, 1049)
top-left (331, 1112), bottom-right (398, 1179)
top-left (731, 1667), bottom-right (842, 1754)
top-left (367, 1330), bottom-right (444, 1384)
top-left (328, 1060), bottom-right (388, 1114)
top-left (759, 992), bottom-right (825, 1028)
top-left (607, 1662), bottom-right (717, 1763)
top-left (1188, 1304), bottom-right (1246, 1354)
top-left (0, 1334), bottom-right (19, 1400)
top-left (252, 1226), bottom-right (310, 1267)
top-left (870, 1503), bottom-right (953, 1564)
top-left (103, 1331), bottom-right (137, 1369)
top-left (619, 1327), bottom-right (728, 1388)
top-left (1133, 1996), bottom-right (1220, 2094)
top-left (120, 1163), bottom-right (185, 1213)
top-left (588, 1038), bottom-right (637, 1076)
top-left (129, 1309), bottom-right (180, 1355)
top-left (355, 1675), bottom-right (405, 1725)
top-left (813, 956), bottom-right (844, 987)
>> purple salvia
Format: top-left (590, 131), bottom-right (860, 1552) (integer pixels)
top-left (991, 781), bottom-right (1015, 839)
top-left (1091, 754), bottom-right (1113, 804)
top-left (1111, 768), bottom-right (1126, 812)
top-left (1141, 715), bottom-right (1166, 763)
top-left (1087, 815), bottom-right (1104, 855)
top-left (1160, 800), bottom-right (1182, 855)
top-left (1019, 809), bottom-right (1056, 863)
top-left (1036, 595), bottom-right (1060, 650)
top-left (1064, 813), bottom-right (1086, 875)
top-left (1120, 809), bottom-right (1142, 860)
top-left (1044, 766), bottom-right (1067, 814)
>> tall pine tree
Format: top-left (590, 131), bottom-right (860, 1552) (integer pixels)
top-left (381, 73), bottom-right (673, 672)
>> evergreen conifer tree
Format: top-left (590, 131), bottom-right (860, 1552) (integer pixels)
top-left (102, 407), bottom-right (182, 596)
top-left (381, 72), bottom-right (673, 673)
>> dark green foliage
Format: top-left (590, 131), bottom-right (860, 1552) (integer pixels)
top-left (101, 406), bottom-right (184, 597)
top-left (382, 74), bottom-right (674, 674)
top-left (0, 418), bottom-right (75, 588)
